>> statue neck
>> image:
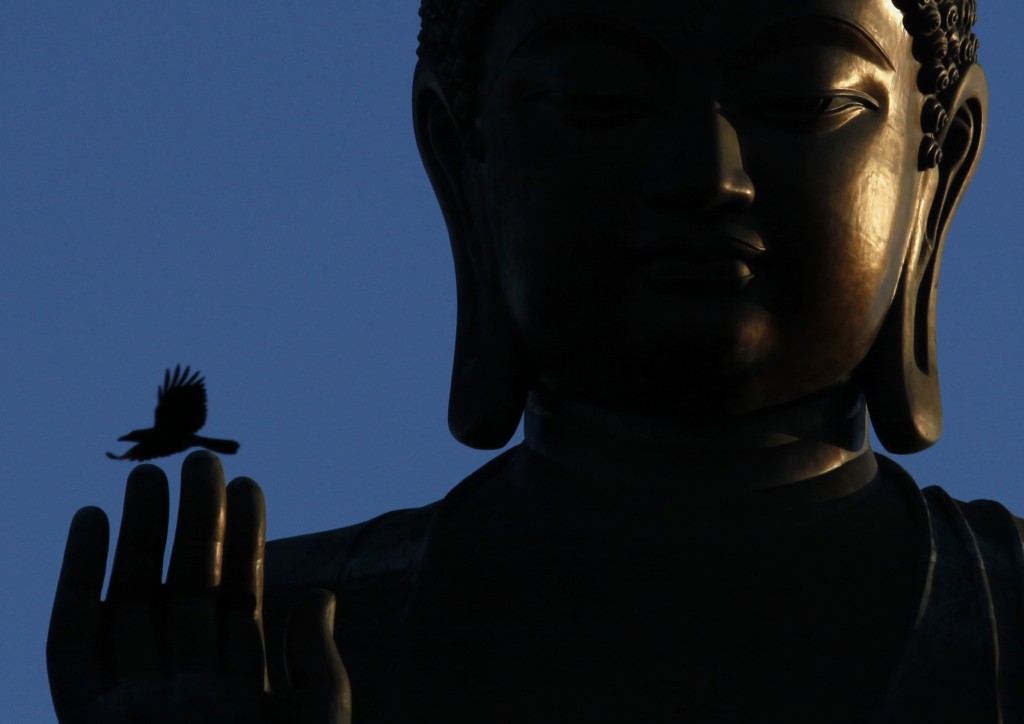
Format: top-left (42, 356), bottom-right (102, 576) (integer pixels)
top-left (523, 382), bottom-right (877, 505)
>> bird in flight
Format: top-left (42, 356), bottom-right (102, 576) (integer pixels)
top-left (106, 365), bottom-right (240, 461)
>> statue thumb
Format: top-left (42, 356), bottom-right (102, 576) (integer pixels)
top-left (279, 589), bottom-right (352, 724)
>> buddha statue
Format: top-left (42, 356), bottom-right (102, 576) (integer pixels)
top-left (47, 0), bottom-right (1021, 722)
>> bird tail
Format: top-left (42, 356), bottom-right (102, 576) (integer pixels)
top-left (192, 436), bottom-right (240, 456)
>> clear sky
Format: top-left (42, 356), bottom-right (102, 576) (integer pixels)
top-left (3, 2), bottom-right (1024, 720)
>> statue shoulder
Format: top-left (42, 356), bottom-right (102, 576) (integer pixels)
top-left (261, 450), bottom-right (520, 715)
top-left (916, 485), bottom-right (1024, 719)
top-left (263, 446), bottom-right (521, 595)
top-left (264, 501), bottom-right (441, 594)
top-left (262, 502), bottom-right (441, 699)
top-left (920, 485), bottom-right (1024, 571)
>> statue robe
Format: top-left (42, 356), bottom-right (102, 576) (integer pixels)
top-left (265, 448), bottom-right (1024, 723)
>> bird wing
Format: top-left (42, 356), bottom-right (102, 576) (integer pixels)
top-left (153, 364), bottom-right (208, 435)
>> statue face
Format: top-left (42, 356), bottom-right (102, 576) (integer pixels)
top-left (464, 0), bottom-right (935, 418)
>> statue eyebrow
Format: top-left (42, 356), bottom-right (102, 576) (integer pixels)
top-left (506, 13), bottom-right (672, 68)
top-left (729, 15), bottom-right (895, 73)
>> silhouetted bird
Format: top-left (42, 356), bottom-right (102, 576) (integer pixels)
top-left (106, 365), bottom-right (240, 461)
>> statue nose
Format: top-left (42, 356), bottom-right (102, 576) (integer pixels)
top-left (644, 110), bottom-right (755, 214)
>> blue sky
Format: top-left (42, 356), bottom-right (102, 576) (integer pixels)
top-left (3, 2), bottom-right (1024, 720)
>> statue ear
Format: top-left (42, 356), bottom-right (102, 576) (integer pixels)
top-left (864, 65), bottom-right (988, 453)
top-left (413, 64), bottom-right (528, 450)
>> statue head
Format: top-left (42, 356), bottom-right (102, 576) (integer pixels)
top-left (413, 0), bottom-right (988, 453)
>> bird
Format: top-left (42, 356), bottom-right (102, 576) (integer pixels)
top-left (106, 365), bottom-right (240, 461)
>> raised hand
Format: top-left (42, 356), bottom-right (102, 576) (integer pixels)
top-left (47, 451), bottom-right (350, 723)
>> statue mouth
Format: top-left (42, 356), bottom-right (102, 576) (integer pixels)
top-left (625, 225), bottom-right (766, 291)
top-left (636, 256), bottom-right (756, 289)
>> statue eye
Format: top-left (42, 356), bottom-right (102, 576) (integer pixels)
top-left (523, 89), bottom-right (660, 128)
top-left (745, 91), bottom-right (879, 131)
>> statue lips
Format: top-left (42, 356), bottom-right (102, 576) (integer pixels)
top-left (626, 225), bottom-right (767, 292)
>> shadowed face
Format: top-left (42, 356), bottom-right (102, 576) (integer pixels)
top-left (463, 0), bottom-right (933, 418)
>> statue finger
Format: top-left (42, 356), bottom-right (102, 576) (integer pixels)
top-left (165, 451), bottom-right (226, 674)
top-left (105, 465), bottom-right (169, 683)
top-left (284, 589), bottom-right (351, 724)
top-left (220, 476), bottom-right (268, 690)
top-left (47, 506), bottom-right (110, 720)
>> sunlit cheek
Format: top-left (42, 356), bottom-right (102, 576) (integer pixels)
top-left (818, 205), bottom-right (907, 368)
top-left (866, 84), bottom-right (921, 255)
top-left (854, 168), bottom-right (902, 259)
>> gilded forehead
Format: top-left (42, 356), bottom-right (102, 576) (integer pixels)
top-left (418, 0), bottom-right (978, 167)
top-left (487, 0), bottom-right (901, 55)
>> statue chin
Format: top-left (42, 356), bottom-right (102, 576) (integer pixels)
top-left (533, 342), bottom-right (853, 425)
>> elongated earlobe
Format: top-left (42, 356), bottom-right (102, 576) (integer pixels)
top-left (864, 66), bottom-right (987, 453)
top-left (863, 256), bottom-right (943, 454)
top-left (413, 64), bottom-right (528, 449)
top-left (447, 280), bottom-right (529, 449)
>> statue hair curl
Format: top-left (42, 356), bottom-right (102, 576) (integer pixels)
top-left (891, 0), bottom-right (979, 167)
top-left (417, 0), bottom-right (979, 169)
